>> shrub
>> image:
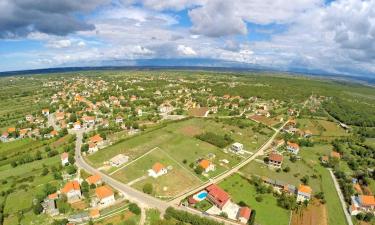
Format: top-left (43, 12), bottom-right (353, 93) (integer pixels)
top-left (129, 203), bottom-right (141, 215)
top-left (143, 183), bottom-right (153, 194)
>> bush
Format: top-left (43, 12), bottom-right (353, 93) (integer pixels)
top-left (195, 132), bottom-right (233, 148)
top-left (248, 210), bottom-right (256, 225)
top-left (143, 183), bottom-right (153, 194)
top-left (129, 203), bottom-right (141, 215)
top-left (255, 196), bottom-right (263, 202)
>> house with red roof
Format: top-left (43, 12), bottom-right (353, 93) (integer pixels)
top-left (350, 195), bottom-right (375, 215)
top-left (61, 152), bottom-right (69, 166)
top-left (206, 184), bottom-right (231, 210)
top-left (287, 141), bottom-right (300, 155)
top-left (86, 174), bottom-right (102, 186)
top-left (148, 162), bottom-right (167, 178)
top-left (61, 181), bottom-right (82, 203)
top-left (199, 159), bottom-right (215, 173)
top-left (268, 152), bottom-right (283, 168)
top-left (95, 186), bottom-right (115, 207)
top-left (297, 184), bottom-right (312, 202)
top-left (237, 207), bottom-right (251, 224)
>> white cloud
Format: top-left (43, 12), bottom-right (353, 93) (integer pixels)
top-left (177, 45), bottom-right (197, 56)
top-left (47, 39), bottom-right (72, 48)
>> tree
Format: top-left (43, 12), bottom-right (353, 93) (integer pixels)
top-left (248, 210), bottom-right (256, 225)
top-left (41, 167), bottom-right (49, 176)
top-left (33, 202), bottom-right (43, 215)
top-left (66, 165), bottom-right (77, 175)
top-left (300, 175), bottom-right (309, 185)
top-left (255, 196), bottom-right (263, 202)
top-left (143, 183), bottom-right (153, 194)
top-left (129, 203), bottom-right (141, 215)
top-left (283, 166), bottom-right (290, 173)
top-left (194, 166), bottom-right (204, 175)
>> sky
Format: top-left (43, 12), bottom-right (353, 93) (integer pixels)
top-left (0, 0), bottom-right (374, 77)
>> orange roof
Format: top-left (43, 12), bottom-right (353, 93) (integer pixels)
top-left (287, 141), bottom-right (300, 149)
top-left (90, 134), bottom-right (103, 143)
top-left (7, 127), bottom-right (16, 133)
top-left (61, 181), bottom-right (80, 194)
top-left (199, 159), bottom-right (211, 169)
top-left (48, 192), bottom-right (58, 200)
top-left (83, 116), bottom-right (95, 122)
top-left (42, 108), bottom-right (49, 112)
top-left (55, 112), bottom-right (65, 119)
top-left (298, 184), bottom-right (312, 194)
top-left (152, 162), bottom-right (165, 173)
top-left (50, 130), bottom-right (58, 136)
top-left (95, 186), bottom-right (114, 199)
top-left (89, 142), bottom-right (96, 148)
top-left (61, 152), bottom-right (69, 160)
top-left (20, 129), bottom-right (28, 135)
top-left (86, 174), bottom-right (102, 185)
top-left (360, 195), bottom-right (375, 206)
top-left (330, 151), bottom-right (341, 159)
top-left (90, 209), bottom-right (100, 218)
top-left (322, 155), bottom-right (329, 162)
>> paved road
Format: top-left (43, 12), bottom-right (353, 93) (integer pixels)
top-left (328, 169), bottom-right (353, 225)
top-left (74, 129), bottom-right (238, 225)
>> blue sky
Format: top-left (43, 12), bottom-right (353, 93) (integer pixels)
top-left (0, 0), bottom-right (374, 77)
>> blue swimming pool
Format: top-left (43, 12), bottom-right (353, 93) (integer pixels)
top-left (197, 191), bottom-right (208, 199)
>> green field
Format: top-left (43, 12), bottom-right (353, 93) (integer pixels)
top-left (241, 144), bottom-right (348, 225)
top-left (219, 174), bottom-right (290, 225)
top-left (297, 118), bottom-right (348, 137)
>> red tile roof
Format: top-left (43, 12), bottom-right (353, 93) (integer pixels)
top-left (90, 134), bottom-right (103, 143)
top-left (360, 195), bottom-right (375, 206)
top-left (206, 184), bottom-right (230, 209)
top-left (61, 181), bottom-right (80, 194)
top-left (86, 174), bottom-right (102, 185)
top-left (269, 152), bottom-right (283, 163)
top-left (238, 207), bottom-right (251, 219)
top-left (152, 162), bottom-right (165, 173)
top-left (95, 186), bottom-right (114, 200)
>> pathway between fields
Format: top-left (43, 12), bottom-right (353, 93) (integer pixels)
top-left (328, 168), bottom-right (353, 225)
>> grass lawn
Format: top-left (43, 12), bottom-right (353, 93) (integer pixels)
top-left (86, 118), bottom-right (272, 168)
top-left (297, 118), bottom-right (348, 137)
top-left (94, 211), bottom-right (140, 225)
top-left (219, 173), bottom-right (290, 225)
top-left (112, 147), bottom-right (202, 198)
top-left (4, 190), bottom-right (33, 214)
top-left (145, 209), bottom-right (161, 225)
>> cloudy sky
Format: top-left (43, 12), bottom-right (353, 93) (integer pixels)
top-left (0, 0), bottom-right (374, 77)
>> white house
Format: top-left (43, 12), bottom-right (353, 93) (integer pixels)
top-left (199, 159), bottom-right (215, 173)
top-left (42, 109), bottom-right (50, 116)
top-left (61, 152), bottom-right (69, 166)
top-left (296, 184), bottom-right (312, 202)
top-left (148, 162), bottom-right (168, 178)
top-left (237, 207), bottom-right (251, 224)
top-left (231, 142), bottom-right (244, 153)
top-left (88, 143), bottom-right (98, 154)
top-left (74, 121), bottom-right (81, 130)
top-left (95, 186), bottom-right (115, 207)
top-left (350, 195), bottom-right (375, 215)
top-left (61, 181), bottom-right (82, 203)
top-left (287, 141), bottom-right (300, 155)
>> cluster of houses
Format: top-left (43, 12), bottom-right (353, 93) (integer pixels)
top-left (349, 179), bottom-right (375, 216)
top-left (43, 174), bottom-right (117, 223)
top-left (188, 184), bottom-right (253, 224)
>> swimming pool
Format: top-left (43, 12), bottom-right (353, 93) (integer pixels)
top-left (193, 191), bottom-right (208, 201)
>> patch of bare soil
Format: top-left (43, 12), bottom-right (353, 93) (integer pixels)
top-left (179, 125), bottom-right (202, 137)
top-left (291, 199), bottom-right (328, 225)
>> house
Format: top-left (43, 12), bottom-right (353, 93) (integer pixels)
top-left (148, 162), bottom-right (168, 178)
top-left (61, 152), bottom-right (69, 166)
top-left (1, 132), bottom-right (9, 142)
top-left (231, 142), bottom-right (244, 153)
top-left (74, 121), bottom-right (81, 130)
top-left (50, 130), bottom-right (58, 137)
top-left (237, 207), bottom-right (251, 224)
top-left (95, 186), bottom-right (115, 207)
top-left (61, 181), bottom-right (82, 203)
top-left (19, 129), bottom-right (29, 138)
top-left (350, 195), bottom-right (375, 215)
top-left (158, 103), bottom-right (173, 113)
top-left (86, 174), bottom-right (102, 186)
top-left (90, 134), bottom-right (104, 146)
top-left (268, 152), bottom-right (283, 168)
top-left (297, 184), bottom-right (312, 202)
top-left (321, 155), bottom-right (329, 164)
top-left (82, 116), bottom-right (95, 125)
top-left (7, 127), bottom-right (16, 133)
top-left (206, 184), bottom-right (231, 210)
top-left (199, 159), bottom-right (215, 173)
top-left (88, 142), bottom-right (98, 154)
top-left (287, 141), bottom-right (300, 155)
top-left (42, 109), bottom-right (50, 116)
top-left (330, 151), bottom-right (341, 159)
top-left (109, 154), bottom-right (129, 167)
top-left (115, 117), bottom-right (123, 124)
top-left (42, 198), bottom-right (58, 216)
